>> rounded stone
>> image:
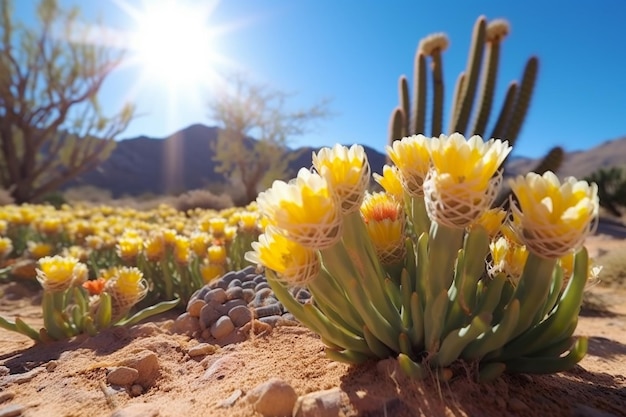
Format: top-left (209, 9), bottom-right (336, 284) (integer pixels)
top-left (204, 288), bottom-right (227, 305)
top-left (188, 343), bottom-right (218, 357)
top-left (295, 289), bottom-right (311, 302)
top-left (173, 312), bottom-right (201, 335)
top-left (241, 281), bottom-right (256, 290)
top-left (258, 315), bottom-right (282, 328)
top-left (253, 275), bottom-right (266, 284)
top-left (224, 298), bottom-right (247, 311)
top-left (248, 378), bottom-right (297, 417)
top-left (242, 265), bottom-right (257, 275)
top-left (227, 279), bottom-right (242, 289)
top-left (129, 384), bottom-right (144, 397)
top-left (242, 288), bottom-right (256, 303)
top-left (121, 350), bottom-right (160, 388)
top-left (187, 299), bottom-right (206, 317)
top-left (228, 305), bottom-right (253, 328)
top-left (225, 286), bottom-right (244, 301)
top-left (210, 316), bottom-right (235, 339)
top-left (253, 288), bottom-right (274, 307)
top-left (242, 273), bottom-right (257, 282)
top-left (107, 366), bottom-right (139, 386)
top-left (254, 282), bottom-right (270, 292)
top-left (254, 304), bottom-right (283, 318)
top-left (199, 304), bottom-right (223, 330)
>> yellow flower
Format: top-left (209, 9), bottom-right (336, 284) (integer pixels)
top-left (207, 244), bottom-right (227, 265)
top-left (246, 226), bottom-right (320, 284)
top-left (0, 220), bottom-right (7, 235)
top-left (209, 217), bottom-right (227, 239)
top-left (36, 217), bottom-right (63, 235)
top-left (239, 211), bottom-right (259, 232)
top-left (224, 226), bottom-right (237, 244)
top-left (373, 165), bottom-right (404, 201)
top-left (559, 251), bottom-right (602, 287)
top-left (312, 144), bottom-right (370, 214)
top-left (472, 208), bottom-right (507, 237)
top-left (37, 255), bottom-right (88, 292)
top-left (489, 237), bottom-right (529, 283)
top-left (173, 235), bottom-right (191, 265)
top-left (144, 233), bottom-right (165, 261)
top-left (419, 33), bottom-right (449, 55)
top-left (386, 135), bottom-right (431, 197)
top-left (105, 267), bottom-right (147, 320)
top-left (116, 236), bottom-right (143, 262)
top-left (509, 171), bottom-right (599, 259)
top-left (85, 235), bottom-right (104, 250)
top-left (424, 133), bottom-right (511, 228)
top-left (200, 262), bottom-right (225, 283)
top-left (189, 232), bottom-right (210, 258)
top-left (26, 241), bottom-right (55, 259)
top-left (0, 237), bottom-right (13, 258)
top-left (62, 245), bottom-right (89, 262)
top-left (360, 192), bottom-right (406, 264)
top-left (257, 168), bottom-right (342, 250)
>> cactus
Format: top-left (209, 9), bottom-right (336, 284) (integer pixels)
top-left (387, 16), bottom-right (561, 176)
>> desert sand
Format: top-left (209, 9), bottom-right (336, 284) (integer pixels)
top-left (0, 232), bottom-right (625, 417)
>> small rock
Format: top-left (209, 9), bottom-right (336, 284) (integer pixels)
top-left (259, 315), bottom-right (282, 327)
top-left (173, 313), bottom-right (200, 335)
top-left (253, 275), bottom-right (266, 284)
top-left (225, 286), bottom-right (244, 301)
top-left (255, 282), bottom-right (271, 292)
top-left (187, 299), bottom-right (206, 317)
top-left (129, 384), bottom-right (144, 397)
top-left (228, 305), bottom-right (253, 328)
top-left (241, 281), bottom-right (256, 290)
top-left (253, 288), bottom-right (274, 307)
top-left (204, 288), bottom-right (227, 304)
top-left (0, 367), bottom-right (8, 377)
top-left (293, 388), bottom-right (344, 417)
top-left (280, 313), bottom-right (298, 323)
top-left (121, 350), bottom-right (160, 388)
top-left (46, 361), bottom-right (58, 372)
top-left (223, 298), bottom-right (247, 311)
top-left (508, 397), bottom-right (529, 412)
top-left (227, 279), bottom-right (242, 289)
top-left (0, 367), bottom-right (44, 386)
top-left (0, 404), bottom-right (25, 417)
top-left (0, 392), bottom-right (14, 404)
top-left (188, 343), bottom-right (217, 357)
top-left (199, 304), bottom-right (224, 330)
top-left (246, 378), bottom-right (297, 417)
top-left (242, 288), bottom-right (256, 303)
top-left (107, 366), bottom-right (139, 386)
top-left (255, 304), bottom-right (283, 318)
top-left (218, 389), bottom-right (243, 408)
top-left (210, 316), bottom-right (235, 339)
top-left (110, 403), bottom-right (159, 417)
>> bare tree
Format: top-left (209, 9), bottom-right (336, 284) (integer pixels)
top-left (0, 0), bottom-right (134, 203)
top-left (208, 73), bottom-right (330, 205)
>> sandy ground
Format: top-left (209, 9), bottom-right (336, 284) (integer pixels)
top-left (0, 232), bottom-right (625, 417)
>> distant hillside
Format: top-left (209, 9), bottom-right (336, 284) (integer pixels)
top-left (69, 124), bottom-right (626, 197)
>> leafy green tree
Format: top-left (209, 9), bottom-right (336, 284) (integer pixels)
top-left (0, 0), bottom-right (134, 203)
top-left (207, 73), bottom-right (330, 205)
top-left (585, 166), bottom-right (626, 217)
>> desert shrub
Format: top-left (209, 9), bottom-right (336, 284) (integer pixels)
top-left (63, 186), bottom-right (113, 204)
top-left (173, 189), bottom-right (234, 212)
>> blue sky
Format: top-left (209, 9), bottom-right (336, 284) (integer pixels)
top-left (13, 0), bottom-right (626, 159)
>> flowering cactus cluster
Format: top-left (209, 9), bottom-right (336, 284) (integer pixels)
top-left (247, 133), bottom-right (600, 381)
top-left (0, 256), bottom-right (178, 341)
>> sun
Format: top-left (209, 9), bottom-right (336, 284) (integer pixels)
top-left (116, 0), bottom-right (229, 91)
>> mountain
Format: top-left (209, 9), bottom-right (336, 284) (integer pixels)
top-left (68, 124), bottom-right (388, 198)
top-left (69, 124), bottom-right (626, 198)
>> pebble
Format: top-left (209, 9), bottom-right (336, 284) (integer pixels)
top-left (120, 350), bottom-right (160, 388)
top-left (107, 366), bottom-right (139, 386)
top-left (246, 378), bottom-right (298, 417)
top-left (0, 404), bottom-right (25, 417)
top-left (45, 361), bottom-right (58, 372)
top-left (228, 305), bottom-right (253, 327)
top-left (210, 316), bottom-right (235, 339)
top-left (175, 267), bottom-right (312, 344)
top-left (129, 384), bottom-right (144, 397)
top-left (0, 367), bottom-right (44, 387)
top-left (293, 388), bottom-right (343, 417)
top-left (188, 343), bottom-right (217, 358)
